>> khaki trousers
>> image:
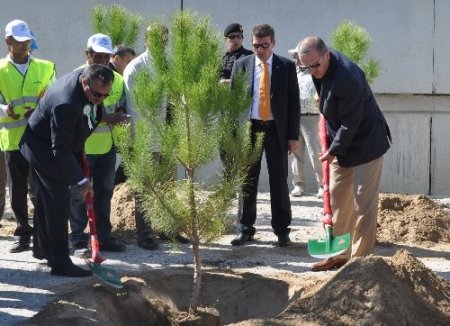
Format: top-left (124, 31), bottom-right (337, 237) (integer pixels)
top-left (330, 156), bottom-right (383, 259)
top-left (291, 115), bottom-right (322, 189)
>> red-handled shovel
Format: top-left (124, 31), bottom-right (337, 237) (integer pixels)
top-left (81, 154), bottom-right (123, 288)
top-left (307, 115), bottom-right (351, 258)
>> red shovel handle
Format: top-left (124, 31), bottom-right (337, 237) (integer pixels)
top-left (81, 154), bottom-right (104, 264)
top-left (319, 115), bottom-right (333, 226)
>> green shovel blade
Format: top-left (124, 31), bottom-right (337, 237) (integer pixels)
top-left (308, 226), bottom-right (351, 259)
top-left (86, 260), bottom-right (123, 289)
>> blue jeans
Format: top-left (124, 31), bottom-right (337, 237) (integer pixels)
top-left (69, 148), bottom-right (116, 245)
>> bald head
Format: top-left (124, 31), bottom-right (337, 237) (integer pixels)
top-left (297, 36), bottom-right (330, 80)
top-left (297, 36), bottom-right (328, 57)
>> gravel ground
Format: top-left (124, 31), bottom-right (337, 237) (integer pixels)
top-left (1, 193), bottom-right (450, 325)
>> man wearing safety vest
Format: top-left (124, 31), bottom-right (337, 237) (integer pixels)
top-left (69, 33), bottom-right (129, 257)
top-left (0, 19), bottom-right (56, 254)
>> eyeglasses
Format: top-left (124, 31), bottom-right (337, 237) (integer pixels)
top-left (92, 90), bottom-right (110, 98)
top-left (227, 34), bottom-right (242, 40)
top-left (299, 54), bottom-right (325, 71)
top-left (89, 83), bottom-right (110, 98)
top-left (252, 42), bottom-right (271, 49)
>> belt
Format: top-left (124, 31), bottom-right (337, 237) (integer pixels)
top-left (251, 119), bottom-right (274, 127)
top-left (301, 113), bottom-right (319, 116)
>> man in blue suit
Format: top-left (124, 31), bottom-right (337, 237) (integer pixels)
top-left (297, 36), bottom-right (391, 271)
top-left (20, 64), bottom-right (114, 277)
top-left (230, 24), bottom-right (300, 247)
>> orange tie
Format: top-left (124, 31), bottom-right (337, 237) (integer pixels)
top-left (258, 61), bottom-right (271, 121)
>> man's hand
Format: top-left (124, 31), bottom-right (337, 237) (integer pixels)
top-left (288, 140), bottom-right (299, 154)
top-left (319, 150), bottom-right (335, 163)
top-left (79, 181), bottom-right (94, 202)
top-left (102, 112), bottom-right (131, 125)
top-left (23, 106), bottom-right (35, 119)
top-left (313, 93), bottom-right (320, 107)
top-left (6, 103), bottom-right (20, 119)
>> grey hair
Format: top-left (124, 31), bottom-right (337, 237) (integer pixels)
top-left (298, 36), bottom-right (328, 56)
top-left (81, 64), bottom-right (114, 85)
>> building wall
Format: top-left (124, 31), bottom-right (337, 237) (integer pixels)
top-left (0, 0), bottom-right (448, 194)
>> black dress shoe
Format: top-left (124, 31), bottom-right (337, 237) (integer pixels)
top-left (277, 234), bottom-right (291, 247)
top-left (159, 232), bottom-right (190, 244)
top-left (10, 240), bottom-right (31, 253)
top-left (231, 233), bottom-right (253, 246)
top-left (32, 251), bottom-right (48, 260)
top-left (51, 263), bottom-right (93, 277)
top-left (137, 237), bottom-right (159, 250)
top-left (100, 238), bottom-right (126, 252)
top-left (175, 234), bottom-right (190, 244)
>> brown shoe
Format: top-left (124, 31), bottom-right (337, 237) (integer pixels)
top-left (311, 257), bottom-right (348, 272)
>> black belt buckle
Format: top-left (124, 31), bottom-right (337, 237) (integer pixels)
top-left (251, 119), bottom-right (273, 127)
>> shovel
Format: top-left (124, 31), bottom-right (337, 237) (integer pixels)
top-left (81, 154), bottom-right (123, 288)
top-left (307, 115), bottom-right (351, 259)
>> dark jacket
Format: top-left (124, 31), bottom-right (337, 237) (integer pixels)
top-left (231, 53), bottom-right (300, 150)
top-left (220, 46), bottom-right (253, 79)
top-left (314, 50), bottom-right (391, 167)
top-left (20, 70), bottom-right (102, 185)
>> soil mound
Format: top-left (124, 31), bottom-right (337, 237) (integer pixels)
top-left (274, 250), bottom-right (450, 326)
top-left (377, 193), bottom-right (450, 245)
top-left (110, 182), bottom-right (136, 243)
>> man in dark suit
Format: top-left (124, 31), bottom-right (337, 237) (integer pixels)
top-left (230, 24), bottom-right (300, 247)
top-left (20, 64), bottom-right (114, 277)
top-left (297, 36), bottom-right (391, 271)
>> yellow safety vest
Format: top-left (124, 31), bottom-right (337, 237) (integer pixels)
top-left (84, 69), bottom-right (125, 155)
top-left (0, 58), bottom-right (55, 151)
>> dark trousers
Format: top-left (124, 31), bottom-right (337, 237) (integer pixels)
top-left (134, 201), bottom-right (153, 243)
top-left (6, 150), bottom-right (35, 238)
top-left (240, 120), bottom-right (292, 236)
top-left (0, 151), bottom-right (7, 220)
top-left (33, 169), bottom-right (71, 269)
top-left (70, 148), bottom-right (116, 244)
top-left (134, 152), bottom-right (165, 242)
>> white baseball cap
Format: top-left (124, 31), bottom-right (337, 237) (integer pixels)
top-left (5, 19), bottom-right (34, 42)
top-left (288, 44), bottom-right (300, 54)
top-left (87, 33), bottom-right (114, 54)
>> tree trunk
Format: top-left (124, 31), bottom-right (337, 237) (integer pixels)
top-left (190, 240), bottom-right (202, 312)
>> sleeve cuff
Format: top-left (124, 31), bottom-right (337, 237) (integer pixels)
top-left (77, 178), bottom-right (88, 186)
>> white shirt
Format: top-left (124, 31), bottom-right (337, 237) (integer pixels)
top-left (122, 49), bottom-right (167, 152)
top-left (251, 54), bottom-right (274, 120)
top-left (297, 69), bottom-right (320, 115)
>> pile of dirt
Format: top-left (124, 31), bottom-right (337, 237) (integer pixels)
top-left (271, 250), bottom-right (450, 326)
top-left (110, 182), bottom-right (137, 243)
top-left (377, 193), bottom-right (450, 245)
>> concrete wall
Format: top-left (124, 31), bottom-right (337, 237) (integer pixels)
top-left (0, 0), bottom-right (449, 194)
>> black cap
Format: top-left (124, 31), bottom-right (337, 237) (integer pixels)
top-left (224, 23), bottom-right (243, 37)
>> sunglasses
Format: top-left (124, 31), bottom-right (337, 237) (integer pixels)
top-left (92, 90), bottom-right (110, 98)
top-left (227, 34), bottom-right (243, 40)
top-left (252, 42), bottom-right (271, 49)
top-left (89, 83), bottom-right (110, 98)
top-left (299, 54), bottom-right (325, 71)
